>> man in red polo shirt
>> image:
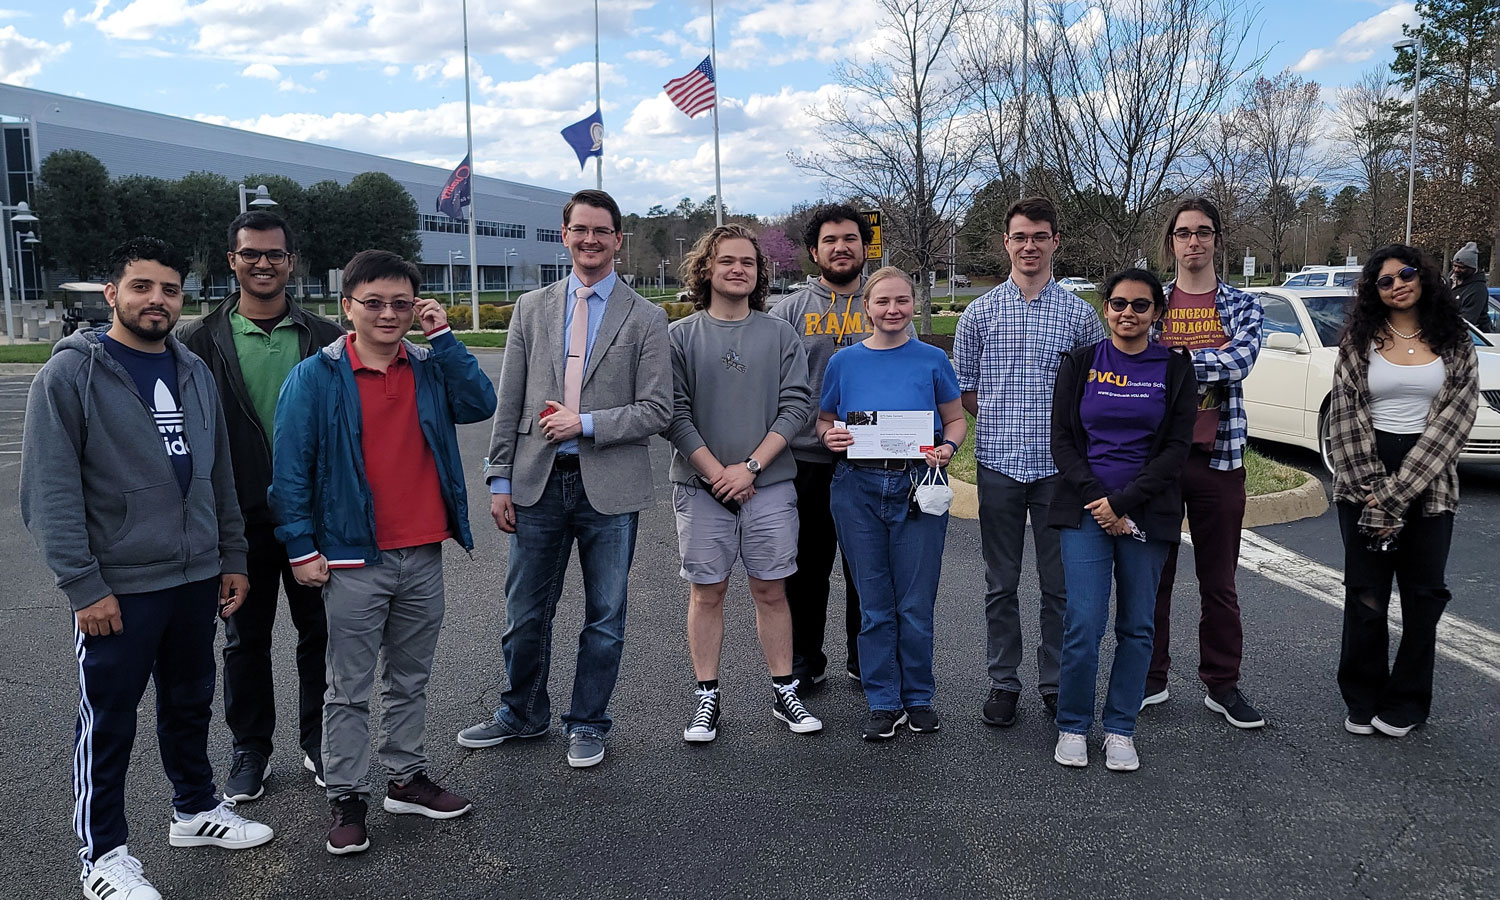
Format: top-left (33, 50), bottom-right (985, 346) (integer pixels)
top-left (270, 250), bottom-right (497, 856)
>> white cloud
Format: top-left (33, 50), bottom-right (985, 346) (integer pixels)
top-left (382, 64), bottom-right (399, 77)
top-left (1293, 3), bottom-right (1417, 72)
top-left (277, 78), bottom-right (312, 93)
top-left (240, 62), bottom-right (280, 81)
top-left (0, 24), bottom-right (68, 85)
top-left (625, 49), bottom-right (671, 67)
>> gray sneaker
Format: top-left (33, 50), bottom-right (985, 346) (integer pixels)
top-left (456, 716), bottom-right (548, 749)
top-left (1103, 733), bottom-right (1140, 771)
top-left (566, 730), bottom-right (605, 768)
top-left (1054, 731), bottom-right (1088, 767)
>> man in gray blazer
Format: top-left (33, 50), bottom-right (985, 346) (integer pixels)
top-left (458, 190), bottom-right (671, 768)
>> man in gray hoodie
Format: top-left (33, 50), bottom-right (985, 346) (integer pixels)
top-left (22, 237), bottom-right (272, 900)
top-left (769, 203), bottom-right (876, 684)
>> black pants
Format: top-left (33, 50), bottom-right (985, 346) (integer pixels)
top-left (1337, 431), bottom-right (1454, 726)
top-left (74, 578), bottom-right (221, 869)
top-left (785, 459), bottom-right (861, 677)
top-left (222, 523), bottom-right (328, 760)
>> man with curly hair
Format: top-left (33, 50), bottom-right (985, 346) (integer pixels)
top-left (666, 224), bottom-right (820, 742)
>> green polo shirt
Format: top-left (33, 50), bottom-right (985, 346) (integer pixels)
top-left (231, 311), bottom-right (301, 443)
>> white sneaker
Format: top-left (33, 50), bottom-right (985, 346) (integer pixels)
top-left (82, 845), bottom-right (160, 900)
top-left (1140, 687), bottom-right (1169, 710)
top-left (1103, 733), bottom-right (1141, 771)
top-left (167, 800), bottom-right (274, 849)
top-left (303, 754), bottom-right (326, 788)
top-left (1054, 731), bottom-right (1088, 767)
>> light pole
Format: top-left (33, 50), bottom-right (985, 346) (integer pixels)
top-left (1394, 35), bottom-right (1423, 245)
top-left (446, 250), bottom-right (464, 310)
top-left (504, 248), bottom-right (518, 300)
top-left (237, 183), bottom-right (276, 215)
top-left (676, 237), bottom-right (685, 262)
top-left (1, 200), bottom-right (40, 344)
top-left (622, 231), bottom-right (633, 275)
top-left (14, 231), bottom-right (38, 309)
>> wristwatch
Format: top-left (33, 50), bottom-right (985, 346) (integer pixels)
top-left (940, 439), bottom-right (960, 454)
top-left (745, 457), bottom-right (762, 475)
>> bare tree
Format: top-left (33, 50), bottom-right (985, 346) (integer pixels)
top-left (1239, 70), bottom-right (1326, 277)
top-left (1029, 0), bottom-right (1262, 269)
top-left (1194, 109), bottom-right (1257, 274)
top-left (793, 0), bottom-right (981, 334)
top-left (1330, 69), bottom-right (1406, 254)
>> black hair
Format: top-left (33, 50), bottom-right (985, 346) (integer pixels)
top-left (1005, 196), bottom-right (1060, 235)
top-left (1101, 268), bottom-right (1168, 310)
top-left (563, 189), bottom-right (623, 233)
top-left (107, 236), bottom-right (189, 285)
top-left (1160, 196), bottom-right (1224, 260)
top-left (342, 249), bottom-right (421, 297)
top-left (227, 209), bottom-right (296, 254)
top-left (802, 203), bottom-right (873, 260)
top-left (1344, 244), bottom-right (1466, 357)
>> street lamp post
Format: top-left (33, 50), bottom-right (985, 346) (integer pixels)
top-left (14, 231), bottom-right (38, 313)
top-left (622, 231), bottom-right (633, 275)
top-left (1394, 35), bottom-right (1423, 245)
top-left (237, 183), bottom-right (277, 215)
top-left (676, 237), bottom-right (685, 261)
top-left (1, 200), bottom-right (40, 344)
top-left (446, 250), bottom-right (464, 311)
top-left (504, 248), bottom-right (518, 300)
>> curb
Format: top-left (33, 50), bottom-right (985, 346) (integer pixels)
top-left (950, 470), bottom-right (1328, 528)
top-left (0, 363), bottom-right (43, 375)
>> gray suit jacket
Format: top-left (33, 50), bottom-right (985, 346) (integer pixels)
top-left (486, 278), bottom-right (672, 514)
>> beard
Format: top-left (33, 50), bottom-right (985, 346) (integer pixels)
top-left (118, 306), bottom-right (176, 342)
top-left (817, 256), bottom-right (862, 287)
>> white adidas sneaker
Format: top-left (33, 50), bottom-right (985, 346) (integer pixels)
top-left (82, 845), bottom-right (161, 900)
top-left (167, 800), bottom-right (274, 849)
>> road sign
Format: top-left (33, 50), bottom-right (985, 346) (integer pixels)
top-left (863, 210), bottom-right (882, 261)
top-left (1345, 255), bottom-right (1358, 266)
top-left (1242, 256), bottom-right (1256, 277)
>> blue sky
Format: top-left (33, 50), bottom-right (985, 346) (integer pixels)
top-left (0, 1), bottom-right (1419, 217)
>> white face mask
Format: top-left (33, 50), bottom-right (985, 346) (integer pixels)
top-left (914, 465), bottom-right (954, 516)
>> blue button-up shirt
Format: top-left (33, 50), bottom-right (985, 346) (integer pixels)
top-left (490, 272), bottom-right (615, 494)
top-left (952, 278), bottom-right (1106, 482)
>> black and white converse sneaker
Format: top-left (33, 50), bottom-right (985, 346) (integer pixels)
top-left (772, 680), bottom-right (823, 734)
top-left (683, 688), bottom-right (720, 742)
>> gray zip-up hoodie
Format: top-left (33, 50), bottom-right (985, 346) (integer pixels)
top-left (21, 328), bottom-right (248, 611)
top-left (768, 275), bottom-right (874, 462)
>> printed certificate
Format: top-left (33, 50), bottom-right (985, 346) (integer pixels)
top-left (838, 411), bottom-right (934, 459)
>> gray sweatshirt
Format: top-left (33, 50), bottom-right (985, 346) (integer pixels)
top-left (665, 309), bottom-right (813, 487)
top-left (21, 329), bottom-right (248, 611)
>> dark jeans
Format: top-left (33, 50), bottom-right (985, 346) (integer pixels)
top-left (74, 578), bottom-right (221, 871)
top-left (1150, 450), bottom-right (1246, 696)
top-left (498, 469), bottom-right (638, 737)
top-left (222, 523), bottom-right (327, 762)
top-left (785, 459), bottom-right (860, 677)
top-left (1337, 431), bottom-right (1454, 725)
top-left (977, 467), bottom-right (1067, 696)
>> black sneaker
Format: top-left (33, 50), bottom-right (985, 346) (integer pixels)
top-left (1371, 713), bottom-right (1419, 738)
top-left (1042, 693), bottom-right (1059, 718)
top-left (906, 706), bottom-right (941, 733)
top-left (326, 794), bottom-right (369, 856)
top-left (845, 660), bottom-right (861, 682)
top-left (772, 680), bottom-right (823, 733)
top-left (1205, 688), bottom-right (1267, 729)
top-left (982, 688), bottom-right (1019, 727)
top-left (683, 688), bottom-right (720, 742)
top-left (862, 709), bottom-right (908, 740)
top-left (223, 750), bottom-right (270, 802)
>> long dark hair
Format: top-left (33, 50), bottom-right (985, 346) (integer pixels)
top-left (1343, 244), bottom-right (1466, 356)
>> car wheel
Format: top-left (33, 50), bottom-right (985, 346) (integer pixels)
top-left (1317, 407), bottom-right (1335, 476)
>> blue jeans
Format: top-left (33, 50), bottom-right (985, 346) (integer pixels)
top-left (829, 462), bottom-right (948, 712)
top-left (498, 469), bottom-right (638, 736)
top-left (1056, 514), bottom-right (1170, 737)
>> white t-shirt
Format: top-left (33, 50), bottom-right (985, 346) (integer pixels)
top-left (1367, 346), bottom-right (1444, 434)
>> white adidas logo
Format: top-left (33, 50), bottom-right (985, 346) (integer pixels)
top-left (153, 379), bottom-right (188, 457)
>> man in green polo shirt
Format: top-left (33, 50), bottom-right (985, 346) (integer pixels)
top-left (177, 210), bottom-right (346, 804)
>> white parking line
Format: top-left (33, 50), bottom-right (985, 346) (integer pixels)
top-left (1186, 530), bottom-right (1500, 681)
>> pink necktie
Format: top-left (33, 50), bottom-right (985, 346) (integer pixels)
top-left (564, 285), bottom-right (593, 411)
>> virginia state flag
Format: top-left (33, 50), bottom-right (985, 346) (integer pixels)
top-left (436, 154), bottom-right (471, 220)
top-left (561, 109), bottom-right (604, 170)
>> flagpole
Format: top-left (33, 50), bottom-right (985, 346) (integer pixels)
top-left (594, 0), bottom-right (603, 190)
top-left (709, 0), bottom-right (723, 226)
top-left (462, 0), bottom-right (480, 324)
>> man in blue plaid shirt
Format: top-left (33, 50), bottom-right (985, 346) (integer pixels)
top-left (954, 197), bottom-right (1105, 728)
top-left (1141, 197), bottom-right (1267, 730)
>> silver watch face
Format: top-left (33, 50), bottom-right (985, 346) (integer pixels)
top-left (746, 458), bottom-right (761, 473)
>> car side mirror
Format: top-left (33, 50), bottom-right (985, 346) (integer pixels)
top-left (1264, 332), bottom-right (1309, 354)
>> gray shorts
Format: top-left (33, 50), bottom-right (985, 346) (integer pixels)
top-left (672, 479), bottom-right (799, 584)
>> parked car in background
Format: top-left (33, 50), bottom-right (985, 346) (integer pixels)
top-left (1057, 277), bottom-right (1096, 293)
top-left (1242, 286), bottom-right (1500, 472)
top-left (1482, 288), bottom-right (1500, 342)
top-left (951, 274), bottom-right (971, 287)
top-left (1281, 266), bottom-right (1361, 289)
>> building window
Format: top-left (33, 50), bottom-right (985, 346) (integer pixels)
top-left (420, 213), bottom-right (524, 239)
top-left (537, 228), bottom-right (564, 244)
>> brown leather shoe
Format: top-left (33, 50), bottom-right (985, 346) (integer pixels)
top-left (382, 772), bottom-right (472, 819)
top-left (326, 794), bottom-right (369, 855)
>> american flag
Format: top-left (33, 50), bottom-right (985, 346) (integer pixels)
top-left (663, 56), bottom-right (717, 119)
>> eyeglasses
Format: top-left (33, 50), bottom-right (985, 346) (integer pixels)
top-left (1375, 267), bottom-right (1419, 291)
top-left (565, 225), bottom-right (616, 238)
top-left (233, 249), bottom-right (290, 265)
top-left (1171, 228), bottom-right (1217, 242)
top-left (1006, 232), bottom-right (1055, 245)
top-left (1106, 297), bottom-right (1155, 313)
top-left (346, 296), bottom-right (416, 312)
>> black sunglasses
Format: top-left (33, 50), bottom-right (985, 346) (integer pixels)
top-left (1375, 267), bottom-right (1418, 291)
top-left (1106, 297), bottom-right (1155, 313)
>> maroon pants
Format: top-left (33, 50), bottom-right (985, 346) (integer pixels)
top-left (1148, 450), bottom-right (1246, 696)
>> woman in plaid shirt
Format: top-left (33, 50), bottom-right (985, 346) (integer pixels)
top-left (1327, 245), bottom-right (1478, 739)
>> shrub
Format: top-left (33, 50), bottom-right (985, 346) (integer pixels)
top-left (447, 305), bottom-right (471, 329)
top-left (446, 303), bottom-right (514, 330)
top-left (661, 301), bottom-right (695, 321)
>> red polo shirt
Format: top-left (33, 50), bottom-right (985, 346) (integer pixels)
top-left (347, 335), bottom-right (451, 551)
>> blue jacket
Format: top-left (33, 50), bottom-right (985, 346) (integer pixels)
top-left (269, 331), bottom-right (497, 566)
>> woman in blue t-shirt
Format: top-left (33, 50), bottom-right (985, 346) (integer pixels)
top-left (815, 267), bottom-right (966, 741)
top-left (1047, 268), bottom-right (1196, 771)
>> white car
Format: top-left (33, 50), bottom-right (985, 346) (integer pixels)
top-left (1243, 287), bottom-right (1500, 471)
top-left (1057, 277), bottom-right (1096, 293)
top-left (1281, 266), bottom-right (1361, 289)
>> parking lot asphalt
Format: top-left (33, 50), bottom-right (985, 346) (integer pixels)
top-left (0, 359), bottom-right (1495, 900)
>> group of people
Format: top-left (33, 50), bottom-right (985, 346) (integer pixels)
top-left (20, 187), bottom-right (1479, 900)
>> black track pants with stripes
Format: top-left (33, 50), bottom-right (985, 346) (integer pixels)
top-left (73, 577), bottom-right (221, 870)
